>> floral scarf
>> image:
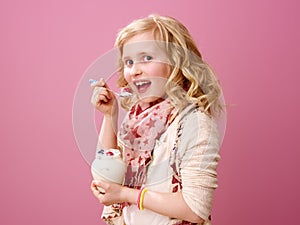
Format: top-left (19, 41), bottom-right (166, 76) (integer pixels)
top-left (118, 99), bottom-right (176, 189)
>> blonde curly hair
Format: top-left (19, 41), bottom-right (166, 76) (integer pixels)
top-left (115, 14), bottom-right (224, 117)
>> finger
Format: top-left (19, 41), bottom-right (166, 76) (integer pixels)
top-left (90, 78), bottom-right (106, 88)
top-left (95, 87), bottom-right (112, 100)
top-left (97, 94), bottom-right (110, 103)
top-left (90, 79), bottom-right (114, 101)
top-left (91, 181), bottom-right (105, 196)
top-left (91, 180), bottom-right (100, 188)
top-left (98, 78), bottom-right (111, 89)
top-left (100, 88), bottom-right (112, 100)
top-left (91, 91), bottom-right (101, 106)
top-left (93, 179), bottom-right (110, 191)
top-left (91, 186), bottom-right (100, 197)
top-left (91, 88), bottom-right (111, 105)
top-left (91, 181), bottom-right (106, 196)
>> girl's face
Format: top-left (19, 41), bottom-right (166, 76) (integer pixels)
top-left (122, 32), bottom-right (171, 104)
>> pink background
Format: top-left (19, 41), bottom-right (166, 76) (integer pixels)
top-left (1, 0), bottom-right (299, 224)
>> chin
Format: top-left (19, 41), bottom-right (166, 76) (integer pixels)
top-left (139, 96), bottom-right (163, 104)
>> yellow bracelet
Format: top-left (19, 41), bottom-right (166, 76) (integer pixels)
top-left (139, 188), bottom-right (148, 210)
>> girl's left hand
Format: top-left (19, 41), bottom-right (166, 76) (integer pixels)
top-left (91, 180), bottom-right (127, 206)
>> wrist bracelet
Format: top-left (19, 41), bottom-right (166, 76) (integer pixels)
top-left (137, 187), bottom-right (148, 210)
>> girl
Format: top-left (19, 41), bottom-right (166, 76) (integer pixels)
top-left (90, 15), bottom-right (223, 225)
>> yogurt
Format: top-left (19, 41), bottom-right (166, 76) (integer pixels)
top-left (91, 149), bottom-right (126, 193)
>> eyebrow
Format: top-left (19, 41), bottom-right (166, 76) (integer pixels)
top-left (122, 51), bottom-right (155, 60)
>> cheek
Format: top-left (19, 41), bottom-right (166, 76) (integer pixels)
top-left (164, 65), bottom-right (172, 78)
top-left (123, 68), bottom-right (131, 83)
top-left (155, 64), bottom-right (171, 78)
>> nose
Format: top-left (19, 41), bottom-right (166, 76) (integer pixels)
top-left (130, 63), bottom-right (142, 78)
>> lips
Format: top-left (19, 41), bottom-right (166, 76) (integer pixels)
top-left (133, 80), bottom-right (152, 93)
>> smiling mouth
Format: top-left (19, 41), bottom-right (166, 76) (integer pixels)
top-left (133, 80), bottom-right (152, 93)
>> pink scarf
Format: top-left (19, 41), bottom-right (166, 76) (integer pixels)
top-left (118, 99), bottom-right (176, 189)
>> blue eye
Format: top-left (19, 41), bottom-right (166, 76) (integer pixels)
top-left (125, 59), bottom-right (134, 67)
top-left (143, 55), bottom-right (153, 61)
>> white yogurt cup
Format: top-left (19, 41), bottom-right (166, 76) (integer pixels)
top-left (91, 149), bottom-right (126, 193)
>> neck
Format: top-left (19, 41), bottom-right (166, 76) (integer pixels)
top-left (136, 98), bottom-right (164, 111)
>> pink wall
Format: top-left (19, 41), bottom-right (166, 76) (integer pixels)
top-left (1, 0), bottom-right (299, 224)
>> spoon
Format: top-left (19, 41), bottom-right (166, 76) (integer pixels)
top-left (89, 79), bottom-right (132, 98)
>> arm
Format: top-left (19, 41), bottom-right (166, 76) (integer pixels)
top-left (91, 181), bottom-right (204, 224)
top-left (129, 188), bottom-right (204, 223)
top-left (97, 113), bottom-right (118, 150)
top-left (91, 78), bottom-right (118, 150)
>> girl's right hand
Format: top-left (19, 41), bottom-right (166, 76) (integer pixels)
top-left (90, 78), bottom-right (118, 116)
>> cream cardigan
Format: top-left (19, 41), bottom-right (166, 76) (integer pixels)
top-left (103, 105), bottom-right (220, 225)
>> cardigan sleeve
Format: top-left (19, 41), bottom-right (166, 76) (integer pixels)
top-left (178, 110), bottom-right (221, 221)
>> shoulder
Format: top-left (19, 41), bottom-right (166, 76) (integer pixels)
top-left (178, 105), bottom-right (220, 150)
top-left (162, 104), bottom-right (219, 145)
top-left (181, 106), bottom-right (217, 135)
